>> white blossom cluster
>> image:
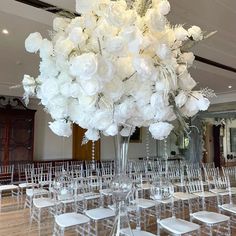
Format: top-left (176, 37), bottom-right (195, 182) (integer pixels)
top-left (22, 0), bottom-right (210, 141)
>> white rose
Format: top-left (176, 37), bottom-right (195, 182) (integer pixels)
top-left (22, 75), bottom-right (36, 95)
top-left (149, 122), bottom-right (174, 140)
top-left (68, 99), bottom-right (81, 123)
top-left (155, 106), bottom-right (176, 122)
top-left (188, 26), bottom-right (203, 41)
top-left (80, 78), bottom-right (100, 96)
top-left (85, 129), bottom-right (100, 141)
top-left (150, 92), bottom-right (169, 110)
top-left (47, 95), bottom-right (68, 120)
top-left (175, 90), bottom-right (188, 108)
top-left (105, 36), bottom-right (126, 55)
top-left (39, 58), bottom-right (58, 77)
top-left (25, 32), bottom-right (42, 53)
top-left (39, 39), bottom-right (53, 59)
top-left (179, 52), bottom-right (195, 66)
top-left (91, 110), bottom-right (113, 130)
top-left (69, 27), bottom-right (88, 46)
top-left (156, 43), bottom-right (171, 60)
top-left (40, 78), bottom-right (59, 100)
top-left (105, 0), bottom-right (128, 27)
top-left (75, 0), bottom-right (98, 14)
top-left (70, 53), bottom-right (98, 79)
top-left (158, 0), bottom-right (170, 15)
top-left (139, 105), bottom-right (155, 120)
top-left (49, 120), bottom-right (72, 137)
top-left (145, 9), bottom-right (166, 32)
top-left (178, 73), bottom-right (197, 90)
top-left (60, 82), bottom-right (72, 98)
top-left (55, 38), bottom-right (74, 58)
top-left (96, 56), bottom-right (114, 82)
top-left (79, 93), bottom-right (97, 108)
top-left (182, 97), bottom-right (199, 117)
top-left (103, 77), bottom-right (124, 101)
top-left (115, 99), bottom-right (135, 122)
top-left (191, 91), bottom-right (210, 111)
top-left (133, 56), bottom-right (155, 80)
top-left (174, 26), bottom-right (189, 41)
top-left (70, 82), bottom-right (82, 98)
top-left (103, 123), bottom-right (118, 136)
top-left (53, 17), bottom-right (70, 32)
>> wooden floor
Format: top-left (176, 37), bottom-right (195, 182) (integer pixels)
top-left (0, 195), bottom-right (236, 236)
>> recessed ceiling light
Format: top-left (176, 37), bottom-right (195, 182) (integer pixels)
top-left (228, 85), bottom-right (232, 89)
top-left (2, 29), bottom-right (9, 35)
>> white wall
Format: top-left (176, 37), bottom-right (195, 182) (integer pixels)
top-left (28, 99), bottom-right (72, 161)
top-left (101, 128), bottom-right (157, 161)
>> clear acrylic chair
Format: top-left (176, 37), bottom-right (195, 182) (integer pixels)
top-left (0, 165), bottom-right (19, 212)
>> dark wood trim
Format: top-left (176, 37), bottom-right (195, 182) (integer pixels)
top-left (14, 0), bottom-right (79, 16)
top-left (195, 55), bottom-right (236, 74)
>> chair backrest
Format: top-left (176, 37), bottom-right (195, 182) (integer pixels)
top-left (18, 163), bottom-right (34, 182)
top-left (186, 180), bottom-right (204, 194)
top-left (0, 165), bottom-right (14, 184)
top-left (36, 162), bottom-right (52, 172)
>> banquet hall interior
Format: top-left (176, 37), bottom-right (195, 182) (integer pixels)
top-left (0, 0), bottom-right (236, 235)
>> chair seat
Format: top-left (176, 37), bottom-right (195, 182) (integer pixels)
top-left (85, 207), bottom-right (115, 220)
top-left (221, 204), bottom-right (236, 214)
top-left (210, 189), bottom-right (229, 195)
top-left (174, 192), bottom-right (198, 201)
top-left (134, 198), bottom-right (156, 209)
top-left (160, 217), bottom-right (200, 235)
top-left (55, 212), bottom-right (90, 227)
top-left (0, 184), bottom-right (18, 191)
top-left (19, 183), bottom-right (36, 188)
top-left (121, 229), bottom-right (155, 236)
top-left (99, 189), bottom-right (112, 196)
top-left (33, 197), bottom-right (56, 209)
top-left (78, 192), bottom-right (100, 200)
top-left (26, 188), bottom-right (49, 197)
top-left (193, 191), bottom-right (216, 198)
top-left (191, 211), bottom-right (230, 224)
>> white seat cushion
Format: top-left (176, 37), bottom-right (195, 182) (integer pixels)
top-left (174, 192), bottom-right (198, 201)
top-left (121, 229), bottom-right (155, 236)
top-left (192, 211), bottom-right (230, 224)
top-left (0, 185), bottom-right (18, 191)
top-left (193, 191), bottom-right (216, 198)
top-left (210, 189), bottom-right (229, 195)
top-left (26, 188), bottom-right (49, 197)
top-left (55, 212), bottom-right (90, 227)
top-left (33, 198), bottom-right (56, 208)
top-left (221, 204), bottom-right (236, 214)
top-left (134, 198), bottom-right (156, 209)
top-left (160, 217), bottom-right (200, 234)
top-left (85, 208), bottom-right (115, 220)
top-left (19, 183), bottom-right (36, 188)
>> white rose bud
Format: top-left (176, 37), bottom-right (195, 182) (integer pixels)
top-left (49, 120), bottom-right (72, 137)
top-left (158, 0), bottom-right (170, 15)
top-left (25, 32), bottom-right (42, 53)
top-left (174, 26), bottom-right (189, 41)
top-left (149, 122), bottom-right (174, 140)
top-left (175, 90), bottom-right (188, 108)
top-left (188, 26), bottom-right (203, 41)
top-left (85, 129), bottom-right (100, 141)
top-left (70, 53), bottom-right (98, 79)
top-left (22, 75), bottom-right (36, 95)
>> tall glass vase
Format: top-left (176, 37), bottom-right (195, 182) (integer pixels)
top-left (109, 127), bottom-right (134, 236)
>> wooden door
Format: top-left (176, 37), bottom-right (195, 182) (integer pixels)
top-left (73, 125), bottom-right (100, 161)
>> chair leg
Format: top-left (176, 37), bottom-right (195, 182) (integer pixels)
top-left (227, 220), bottom-right (231, 236)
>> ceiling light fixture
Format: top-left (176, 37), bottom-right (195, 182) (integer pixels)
top-left (228, 85), bottom-right (232, 89)
top-left (2, 29), bottom-right (9, 35)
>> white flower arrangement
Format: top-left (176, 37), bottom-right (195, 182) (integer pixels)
top-left (23, 0), bottom-right (214, 140)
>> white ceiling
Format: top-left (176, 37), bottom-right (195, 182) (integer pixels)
top-left (0, 0), bottom-right (236, 98)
